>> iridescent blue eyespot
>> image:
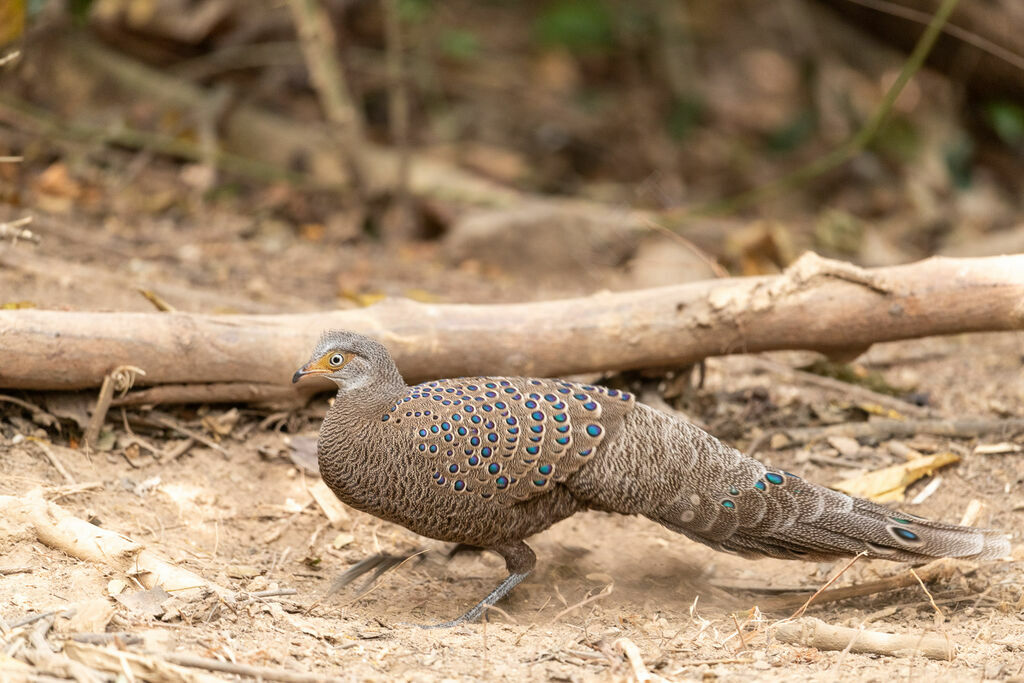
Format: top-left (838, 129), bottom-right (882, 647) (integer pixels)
top-left (485, 391), bottom-right (497, 397)
top-left (418, 429), bottom-right (427, 437)
top-left (893, 527), bottom-right (919, 541)
top-left (444, 434), bottom-right (453, 442)
top-left (754, 480), bottom-right (766, 491)
top-left (533, 479), bottom-right (546, 487)
top-left (722, 500), bottom-right (735, 509)
top-left (531, 411), bottom-right (544, 421)
top-left (526, 446), bottom-right (540, 455)
top-left (454, 480), bottom-right (465, 491)
top-left (607, 389), bottom-right (619, 397)
top-left (428, 445), bottom-right (437, 453)
top-left (441, 422), bottom-right (450, 430)
top-left (488, 463), bottom-right (500, 474)
top-left (449, 464), bottom-right (459, 473)
top-left (765, 472), bottom-right (784, 485)
top-left (555, 436), bottom-right (569, 445)
top-left (495, 401), bottom-right (506, 409)
top-left (470, 437), bottom-right (480, 446)
top-left (481, 447), bottom-right (492, 456)
top-left (485, 421), bottom-right (495, 429)
top-left (558, 388), bottom-right (571, 394)
top-left (468, 456), bottom-right (479, 465)
top-left (496, 476), bottom-right (508, 488)
top-left (573, 393), bottom-right (586, 400)
top-left (586, 424), bottom-right (602, 437)
top-left (729, 486), bottom-right (739, 495)
top-left (487, 433), bottom-right (498, 443)
top-left (430, 425), bottom-right (439, 433)
top-left (621, 393), bottom-right (631, 401)
top-left (508, 427), bottom-right (519, 434)
top-left (583, 402), bottom-right (597, 411)
top-left (556, 425), bottom-right (569, 433)
top-left (538, 464), bottom-right (552, 475)
top-left (506, 417), bottom-right (517, 425)
top-left (579, 448), bottom-right (592, 456)
top-left (525, 400), bottom-right (537, 409)
top-left (553, 413), bottom-right (567, 422)
top-left (504, 387), bottom-right (516, 393)
top-left (530, 425), bottom-right (543, 433)
top-left (544, 394), bottom-right (557, 402)
top-left (452, 414), bottom-right (461, 421)
top-left (466, 385), bottom-right (478, 391)
top-left (457, 426), bottom-right (467, 435)
top-left (553, 402), bottom-right (566, 409)
top-left (464, 405), bottom-right (474, 412)
top-left (485, 383), bottom-right (496, 389)
top-left (437, 476), bottom-right (446, 485)
top-left (418, 444), bottom-right (426, 451)
top-left (500, 380), bottom-right (511, 386)
top-left (529, 393), bottom-right (540, 399)
top-left (381, 415), bottom-right (389, 421)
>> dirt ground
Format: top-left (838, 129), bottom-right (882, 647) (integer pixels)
top-left (1, 205), bottom-right (1022, 681)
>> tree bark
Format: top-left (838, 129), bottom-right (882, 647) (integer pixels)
top-left (1, 254), bottom-right (1022, 400)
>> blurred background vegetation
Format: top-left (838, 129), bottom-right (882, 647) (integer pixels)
top-left (0, 0), bottom-right (1022, 305)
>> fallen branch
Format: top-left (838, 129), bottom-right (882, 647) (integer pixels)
top-left (1, 254), bottom-right (1022, 401)
top-left (773, 616), bottom-right (954, 660)
top-left (771, 416), bottom-right (1024, 448)
top-left (766, 557), bottom-right (974, 612)
top-left (0, 490), bottom-right (230, 600)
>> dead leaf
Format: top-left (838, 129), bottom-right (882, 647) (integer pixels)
top-left (115, 586), bottom-right (172, 618)
top-left (832, 452), bottom-right (960, 502)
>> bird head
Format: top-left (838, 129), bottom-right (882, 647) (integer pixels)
top-left (293, 330), bottom-right (402, 392)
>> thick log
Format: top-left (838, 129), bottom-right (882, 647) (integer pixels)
top-left (0, 254), bottom-right (1022, 398)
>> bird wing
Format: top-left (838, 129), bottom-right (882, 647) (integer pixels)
top-left (382, 377), bottom-right (636, 503)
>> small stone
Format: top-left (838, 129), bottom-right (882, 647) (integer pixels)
top-left (331, 533), bottom-right (355, 549)
top-left (827, 436), bottom-right (860, 457)
top-left (107, 579), bottom-right (129, 596)
top-left (769, 433), bottom-right (791, 450)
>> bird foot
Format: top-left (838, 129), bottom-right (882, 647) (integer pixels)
top-left (410, 572), bottom-right (529, 629)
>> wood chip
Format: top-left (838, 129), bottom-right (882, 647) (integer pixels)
top-left (308, 480), bottom-right (352, 529)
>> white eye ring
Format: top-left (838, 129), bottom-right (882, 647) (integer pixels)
top-left (328, 353), bottom-right (345, 367)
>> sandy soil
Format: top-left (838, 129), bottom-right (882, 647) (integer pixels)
top-left (1, 206), bottom-right (1023, 682)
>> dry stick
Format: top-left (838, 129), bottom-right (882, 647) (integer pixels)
top-left (548, 582), bottom-right (614, 624)
top-left (790, 552), bottom-right (867, 619)
top-left (286, 0), bottom-right (368, 200)
top-left (0, 567), bottom-right (33, 575)
top-left (84, 366), bottom-right (146, 448)
top-left (151, 415), bottom-right (229, 458)
top-left (112, 383), bottom-right (306, 407)
top-left (769, 557), bottom-right (969, 612)
top-left (382, 0), bottom-right (414, 239)
top-left (613, 638), bottom-right (664, 683)
top-left (0, 215), bottom-right (39, 244)
top-left (162, 653), bottom-right (345, 683)
top-left (30, 441), bottom-right (75, 485)
top-left (842, 0), bottom-right (1024, 74)
top-left (774, 616), bottom-right (954, 660)
top-left (3, 253), bottom-right (1023, 395)
top-left (744, 357), bottom-right (931, 418)
top-left (773, 417), bottom-right (1024, 449)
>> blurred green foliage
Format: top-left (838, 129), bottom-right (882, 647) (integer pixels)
top-left (984, 101), bottom-right (1024, 148)
top-left (439, 28), bottom-right (480, 61)
top-left (534, 0), bottom-right (614, 54)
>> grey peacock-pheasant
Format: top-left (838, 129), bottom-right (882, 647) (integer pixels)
top-left (293, 330), bottom-right (1010, 627)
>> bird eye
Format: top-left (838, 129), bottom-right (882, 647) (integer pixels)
top-left (328, 353), bottom-right (345, 367)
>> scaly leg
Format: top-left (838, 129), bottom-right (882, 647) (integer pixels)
top-left (419, 541), bottom-right (536, 629)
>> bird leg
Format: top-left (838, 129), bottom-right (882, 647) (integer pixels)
top-left (419, 541), bottom-right (536, 629)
